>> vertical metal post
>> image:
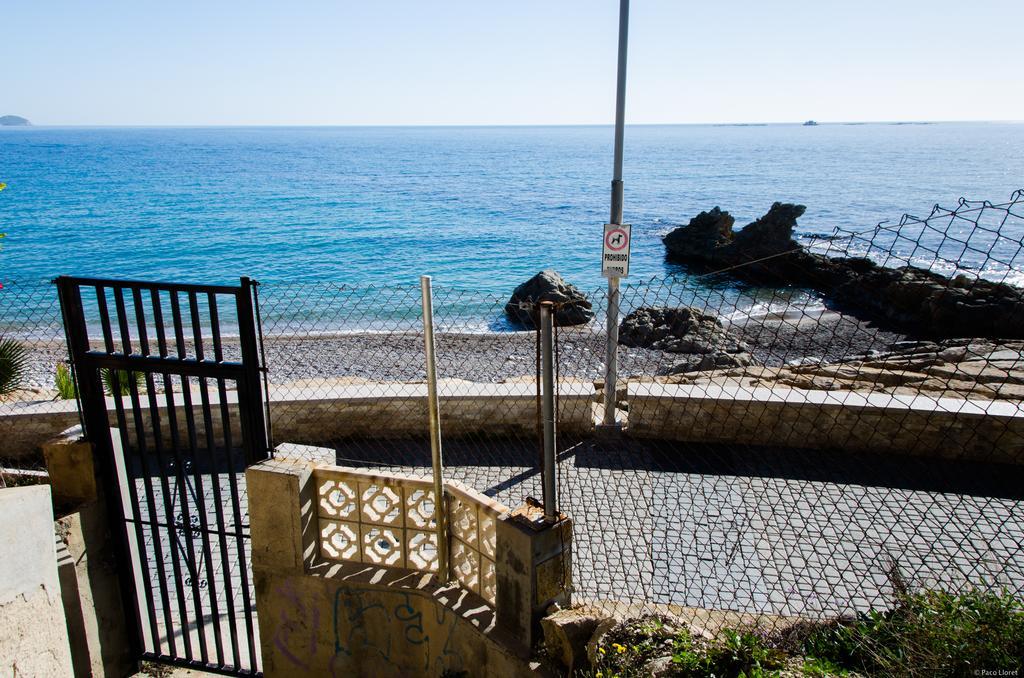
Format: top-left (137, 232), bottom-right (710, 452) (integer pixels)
top-left (237, 277), bottom-right (270, 462)
top-left (539, 302), bottom-right (558, 519)
top-left (603, 0), bottom-right (630, 428)
top-left (421, 275), bottom-right (450, 581)
top-left (55, 277), bottom-right (145, 661)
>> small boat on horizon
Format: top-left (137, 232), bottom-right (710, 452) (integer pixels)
top-left (803, 120), bottom-right (819, 126)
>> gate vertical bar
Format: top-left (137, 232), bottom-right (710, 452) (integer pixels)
top-left (207, 292), bottom-right (244, 668)
top-left (603, 0), bottom-right (630, 428)
top-left (539, 302), bottom-right (558, 519)
top-left (420, 275), bottom-right (450, 582)
top-left (55, 276), bottom-right (145, 661)
top-left (234, 277), bottom-right (264, 664)
top-left (236, 277), bottom-right (270, 463)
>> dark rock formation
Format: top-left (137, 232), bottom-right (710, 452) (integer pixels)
top-left (661, 206), bottom-right (734, 262)
top-left (662, 203), bottom-right (1024, 339)
top-left (619, 306), bottom-right (755, 374)
top-left (0, 115), bottom-right (30, 126)
top-left (504, 270), bottom-right (594, 328)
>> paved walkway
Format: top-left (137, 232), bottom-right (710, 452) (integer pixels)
top-left (121, 434), bottom-right (1024, 675)
top-left (330, 436), bottom-right (1024, 620)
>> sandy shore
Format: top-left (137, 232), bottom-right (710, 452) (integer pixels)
top-left (8, 310), bottom-right (903, 394)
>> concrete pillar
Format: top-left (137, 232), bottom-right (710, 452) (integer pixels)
top-left (247, 457), bottom-right (319, 575)
top-left (42, 427), bottom-right (97, 510)
top-left (495, 505), bottom-right (573, 656)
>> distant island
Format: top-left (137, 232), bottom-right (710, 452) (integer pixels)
top-left (0, 115), bottom-right (30, 126)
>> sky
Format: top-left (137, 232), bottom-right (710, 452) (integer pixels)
top-left (2, 0), bottom-right (1022, 126)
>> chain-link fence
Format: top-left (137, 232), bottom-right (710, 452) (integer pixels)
top-left (2, 193), bottom-right (1023, 635)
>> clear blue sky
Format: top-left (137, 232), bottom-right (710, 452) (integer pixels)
top-left (2, 0), bottom-right (1021, 126)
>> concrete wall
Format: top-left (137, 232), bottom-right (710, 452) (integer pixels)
top-left (0, 381), bottom-right (595, 461)
top-left (0, 485), bottom-right (75, 677)
top-left (7, 381), bottom-right (1023, 465)
top-left (0, 397), bottom-right (80, 461)
top-left (629, 383), bottom-right (1024, 463)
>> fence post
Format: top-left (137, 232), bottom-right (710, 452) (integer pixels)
top-left (602, 0), bottom-right (630, 430)
top-left (539, 301), bottom-right (558, 519)
top-left (420, 275), bottom-right (450, 581)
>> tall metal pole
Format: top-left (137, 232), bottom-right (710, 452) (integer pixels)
top-left (539, 302), bottom-right (558, 519)
top-left (420, 275), bottom-right (450, 581)
top-left (603, 0), bottom-right (629, 428)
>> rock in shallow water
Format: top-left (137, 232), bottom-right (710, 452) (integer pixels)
top-left (504, 269), bottom-right (594, 328)
top-left (661, 203), bottom-right (1024, 340)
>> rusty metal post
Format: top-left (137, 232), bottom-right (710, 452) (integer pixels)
top-left (539, 301), bottom-right (558, 519)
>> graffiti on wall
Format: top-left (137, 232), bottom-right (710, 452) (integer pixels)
top-left (270, 580), bottom-right (463, 676)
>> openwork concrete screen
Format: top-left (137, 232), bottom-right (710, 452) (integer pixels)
top-left (315, 468), bottom-right (505, 605)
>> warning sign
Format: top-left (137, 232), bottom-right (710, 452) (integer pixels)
top-left (602, 223), bottom-right (631, 278)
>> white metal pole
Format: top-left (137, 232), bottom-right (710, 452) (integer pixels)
top-left (603, 0), bottom-right (629, 428)
top-left (421, 275), bottom-right (450, 581)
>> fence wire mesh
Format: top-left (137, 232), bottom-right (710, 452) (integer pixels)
top-left (1, 193), bottom-right (1023, 641)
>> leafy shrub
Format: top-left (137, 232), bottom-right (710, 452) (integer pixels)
top-left (54, 362), bottom-right (76, 399)
top-left (579, 586), bottom-right (1024, 677)
top-left (101, 368), bottom-right (145, 396)
top-left (803, 588), bottom-right (1024, 676)
top-left (0, 335), bottom-right (28, 396)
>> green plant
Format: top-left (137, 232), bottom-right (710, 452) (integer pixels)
top-left (803, 588), bottom-right (1024, 676)
top-left (589, 615), bottom-right (692, 677)
top-left (100, 368), bottom-right (145, 396)
top-left (54, 362), bottom-right (77, 399)
top-left (670, 628), bottom-right (786, 677)
top-left (0, 335), bottom-right (28, 396)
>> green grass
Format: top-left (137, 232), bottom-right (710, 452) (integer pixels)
top-left (577, 587), bottom-right (1024, 677)
top-left (802, 588), bottom-right (1024, 677)
top-left (671, 628), bottom-right (786, 677)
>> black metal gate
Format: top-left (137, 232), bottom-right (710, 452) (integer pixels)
top-left (57, 276), bottom-right (270, 676)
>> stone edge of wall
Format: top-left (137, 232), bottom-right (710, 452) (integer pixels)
top-left (628, 382), bottom-right (1024, 463)
top-left (4, 381), bottom-right (1023, 464)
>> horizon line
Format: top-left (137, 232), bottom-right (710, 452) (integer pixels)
top-left (4, 119), bottom-right (1023, 129)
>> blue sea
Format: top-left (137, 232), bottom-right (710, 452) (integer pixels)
top-left (1, 123), bottom-right (1023, 330)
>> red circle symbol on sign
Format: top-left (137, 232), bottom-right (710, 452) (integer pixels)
top-left (605, 228), bottom-right (629, 251)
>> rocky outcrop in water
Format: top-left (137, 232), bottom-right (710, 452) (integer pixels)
top-left (0, 115), bottom-right (30, 126)
top-left (619, 306), bottom-right (755, 374)
top-left (662, 203), bottom-right (1024, 339)
top-left (505, 270), bottom-right (594, 328)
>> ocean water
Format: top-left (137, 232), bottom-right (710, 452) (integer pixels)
top-left (1, 123), bottom-right (1022, 330)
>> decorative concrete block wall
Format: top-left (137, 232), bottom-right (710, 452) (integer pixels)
top-left (247, 448), bottom-right (572, 677)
